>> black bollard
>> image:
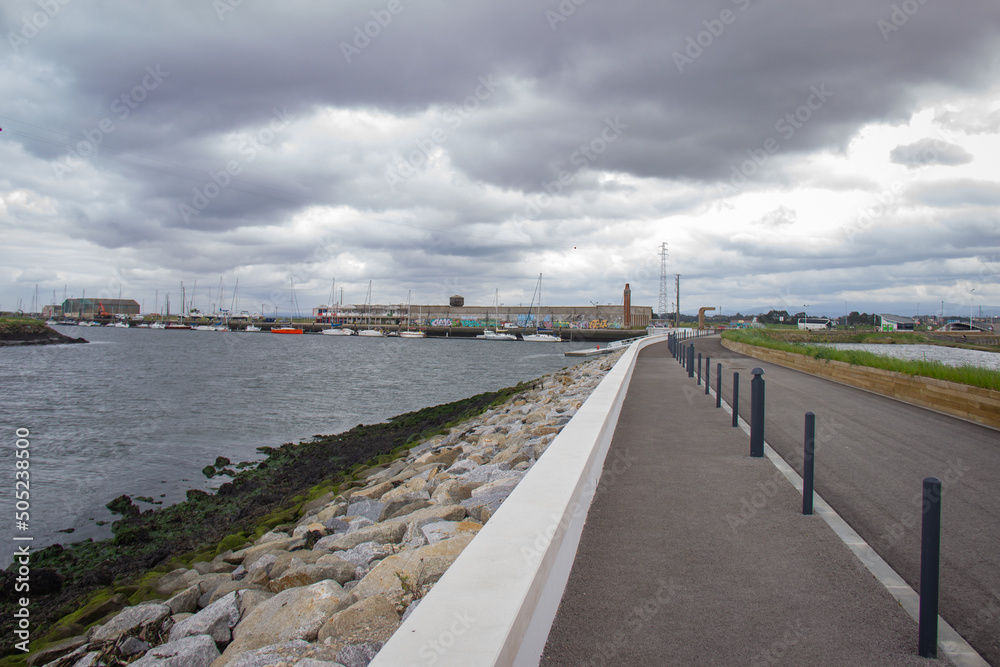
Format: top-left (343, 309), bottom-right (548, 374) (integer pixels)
top-left (803, 412), bottom-right (815, 515)
top-left (697, 352), bottom-right (702, 385)
top-left (919, 477), bottom-right (942, 658)
top-left (732, 372), bottom-right (739, 427)
top-left (750, 367), bottom-right (765, 457)
top-left (687, 345), bottom-right (695, 378)
top-left (716, 363), bottom-right (722, 408)
top-left (705, 356), bottom-right (711, 394)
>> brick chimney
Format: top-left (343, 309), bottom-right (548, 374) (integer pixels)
top-left (623, 283), bottom-right (632, 328)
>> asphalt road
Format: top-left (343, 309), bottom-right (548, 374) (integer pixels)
top-left (692, 336), bottom-right (1000, 665)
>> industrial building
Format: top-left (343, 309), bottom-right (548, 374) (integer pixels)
top-left (314, 301), bottom-right (652, 330)
top-left (876, 314), bottom-right (915, 331)
top-left (62, 298), bottom-right (141, 319)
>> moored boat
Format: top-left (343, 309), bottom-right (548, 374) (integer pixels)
top-left (522, 274), bottom-right (562, 342)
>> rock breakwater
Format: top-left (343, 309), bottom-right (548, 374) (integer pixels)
top-left (0, 321), bottom-right (87, 347)
top-left (33, 351), bottom-right (624, 667)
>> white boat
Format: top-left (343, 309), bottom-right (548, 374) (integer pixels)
top-left (477, 329), bottom-right (518, 341)
top-left (193, 325), bottom-right (216, 331)
top-left (319, 278), bottom-right (354, 336)
top-left (522, 273), bottom-right (562, 342)
top-left (358, 281), bottom-right (385, 337)
top-left (476, 289), bottom-right (518, 340)
top-left (523, 331), bottom-right (561, 342)
top-left (399, 290), bottom-right (426, 338)
top-left (244, 324), bottom-right (262, 332)
top-left (149, 322), bottom-right (166, 329)
top-left (111, 321), bottom-right (129, 328)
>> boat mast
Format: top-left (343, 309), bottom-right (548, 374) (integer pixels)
top-left (537, 273), bottom-right (543, 330)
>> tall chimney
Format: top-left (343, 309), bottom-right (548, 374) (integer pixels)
top-left (623, 283), bottom-right (632, 328)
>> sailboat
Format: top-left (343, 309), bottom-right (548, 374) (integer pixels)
top-left (358, 281), bottom-right (385, 337)
top-left (476, 289), bottom-right (518, 340)
top-left (322, 278), bottom-right (355, 336)
top-left (231, 280), bottom-right (260, 331)
top-left (399, 290), bottom-right (426, 338)
top-left (522, 274), bottom-right (562, 342)
top-left (272, 278), bottom-right (304, 334)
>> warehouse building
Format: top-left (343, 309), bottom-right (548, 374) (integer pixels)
top-left (314, 302), bottom-right (653, 329)
top-left (62, 298), bottom-right (141, 319)
top-left (876, 314), bottom-right (915, 331)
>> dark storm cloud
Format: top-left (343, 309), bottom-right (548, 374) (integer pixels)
top-left (9, 0), bottom-right (1000, 188)
top-left (3, 0), bottom-right (1000, 313)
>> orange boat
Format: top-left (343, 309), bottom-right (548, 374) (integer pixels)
top-left (271, 326), bottom-right (303, 334)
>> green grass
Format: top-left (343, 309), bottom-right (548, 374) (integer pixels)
top-left (0, 316), bottom-right (44, 326)
top-left (722, 329), bottom-right (1000, 392)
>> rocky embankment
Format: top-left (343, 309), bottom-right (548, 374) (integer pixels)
top-left (32, 352), bottom-right (624, 667)
top-left (0, 321), bottom-right (87, 347)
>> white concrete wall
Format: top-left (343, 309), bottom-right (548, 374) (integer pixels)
top-left (369, 336), bottom-right (665, 667)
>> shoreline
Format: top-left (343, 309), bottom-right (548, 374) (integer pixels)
top-left (2, 351), bottom-right (625, 665)
top-left (0, 320), bottom-right (88, 347)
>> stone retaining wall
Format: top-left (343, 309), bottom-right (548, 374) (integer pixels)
top-left (721, 339), bottom-right (1000, 430)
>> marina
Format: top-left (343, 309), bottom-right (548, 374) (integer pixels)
top-left (0, 325), bottom-right (602, 565)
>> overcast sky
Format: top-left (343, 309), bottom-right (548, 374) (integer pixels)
top-left (2, 0), bottom-right (999, 319)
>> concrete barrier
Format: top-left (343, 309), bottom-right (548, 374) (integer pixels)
top-left (721, 339), bottom-right (1000, 430)
top-left (369, 336), bottom-right (661, 667)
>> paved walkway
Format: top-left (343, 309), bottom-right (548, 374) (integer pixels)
top-left (540, 340), bottom-right (949, 666)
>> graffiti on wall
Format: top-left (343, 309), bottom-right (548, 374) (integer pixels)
top-left (416, 316), bottom-right (626, 329)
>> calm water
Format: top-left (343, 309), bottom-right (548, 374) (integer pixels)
top-left (0, 327), bottom-right (592, 564)
top-left (816, 343), bottom-right (1000, 370)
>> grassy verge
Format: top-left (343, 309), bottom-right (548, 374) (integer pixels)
top-left (721, 329), bottom-right (1000, 392)
top-left (0, 379), bottom-right (536, 662)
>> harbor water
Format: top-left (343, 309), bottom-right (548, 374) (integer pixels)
top-left (0, 327), bottom-right (594, 564)
top-left (814, 343), bottom-right (1000, 371)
